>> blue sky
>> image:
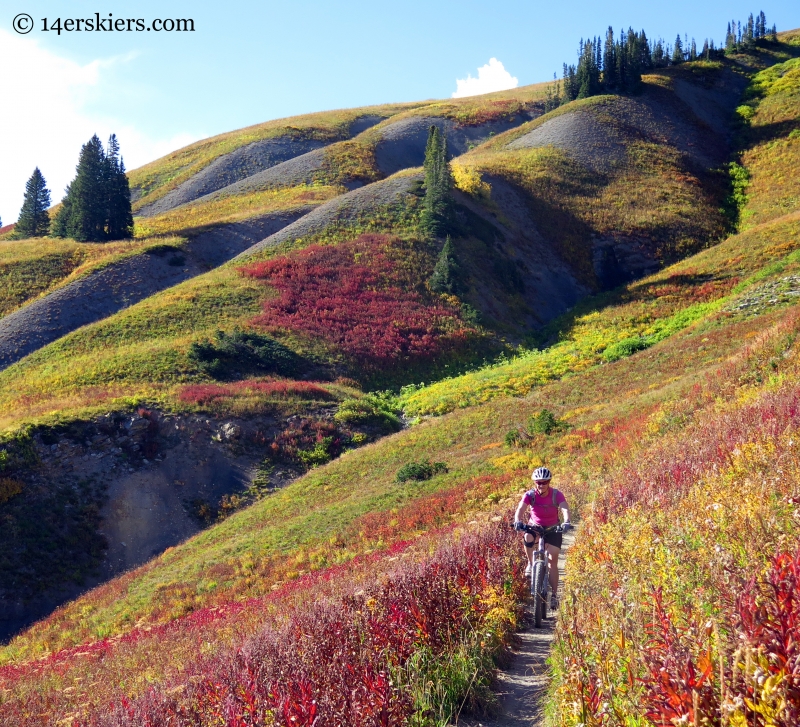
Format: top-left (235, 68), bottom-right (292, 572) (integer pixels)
top-left (0, 0), bottom-right (797, 223)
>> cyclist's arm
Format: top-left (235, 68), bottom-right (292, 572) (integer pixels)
top-left (560, 504), bottom-right (571, 526)
top-left (514, 496), bottom-right (528, 524)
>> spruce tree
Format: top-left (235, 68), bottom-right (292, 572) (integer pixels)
top-left (672, 34), bottom-right (684, 64)
top-left (64, 135), bottom-right (108, 241)
top-left (428, 236), bottom-right (460, 294)
top-left (105, 134), bottom-right (133, 240)
top-left (52, 134), bottom-right (133, 242)
top-left (16, 167), bottom-right (51, 237)
top-left (51, 183), bottom-right (72, 238)
top-left (653, 39), bottom-right (666, 67)
top-left (603, 27), bottom-right (617, 89)
top-left (421, 125), bottom-right (452, 236)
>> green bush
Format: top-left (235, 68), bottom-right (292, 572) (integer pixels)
top-left (504, 429), bottom-right (523, 447)
top-left (333, 395), bottom-right (402, 432)
top-left (528, 408), bottom-right (568, 435)
top-left (188, 329), bottom-right (304, 379)
top-left (602, 336), bottom-right (651, 362)
top-left (396, 459), bottom-right (448, 483)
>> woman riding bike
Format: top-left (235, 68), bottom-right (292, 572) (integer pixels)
top-left (513, 466), bottom-right (572, 609)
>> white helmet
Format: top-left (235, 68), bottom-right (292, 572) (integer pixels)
top-left (532, 467), bottom-right (552, 482)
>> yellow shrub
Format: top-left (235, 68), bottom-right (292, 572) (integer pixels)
top-left (452, 163), bottom-right (491, 199)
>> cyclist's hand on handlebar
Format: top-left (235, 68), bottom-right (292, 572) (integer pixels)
top-left (513, 521), bottom-right (525, 531)
top-left (561, 522), bottom-right (573, 531)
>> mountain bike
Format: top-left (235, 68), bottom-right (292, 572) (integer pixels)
top-left (517, 523), bottom-right (567, 628)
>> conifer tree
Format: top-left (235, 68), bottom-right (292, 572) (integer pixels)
top-left (653, 39), bottom-right (666, 66)
top-left (428, 236), bottom-right (460, 294)
top-left (421, 125), bottom-right (452, 236)
top-left (672, 34), bottom-right (684, 64)
top-left (51, 183), bottom-right (72, 238)
top-left (52, 134), bottom-right (133, 242)
top-left (16, 167), bottom-right (51, 237)
top-left (603, 27), bottom-right (617, 89)
top-left (105, 134), bottom-right (133, 240)
top-left (60, 135), bottom-right (107, 241)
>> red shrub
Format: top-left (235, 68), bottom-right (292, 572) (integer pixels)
top-left (240, 235), bottom-right (476, 372)
top-left (76, 525), bottom-right (524, 727)
top-left (640, 590), bottom-right (719, 726)
top-left (735, 543), bottom-right (800, 726)
top-left (596, 385), bottom-right (800, 521)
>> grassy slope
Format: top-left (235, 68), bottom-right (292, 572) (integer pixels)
top-left (0, 70), bottom-right (733, 428)
top-left (0, 236), bottom-right (189, 320)
top-left (3, 220), bottom-right (798, 723)
top-left (450, 64), bottom-right (734, 290)
top-left (4, 167), bottom-right (799, 658)
top-left (738, 32), bottom-right (800, 227)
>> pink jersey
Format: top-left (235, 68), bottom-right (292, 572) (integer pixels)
top-left (523, 488), bottom-right (567, 527)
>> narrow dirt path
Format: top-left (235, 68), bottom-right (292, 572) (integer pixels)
top-left (457, 531), bottom-right (576, 727)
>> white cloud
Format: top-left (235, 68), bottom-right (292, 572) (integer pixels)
top-left (0, 30), bottom-right (200, 225)
top-left (452, 58), bottom-right (519, 99)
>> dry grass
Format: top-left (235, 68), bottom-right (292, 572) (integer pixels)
top-left (133, 184), bottom-right (342, 238)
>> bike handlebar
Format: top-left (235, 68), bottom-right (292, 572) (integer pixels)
top-left (514, 523), bottom-right (570, 535)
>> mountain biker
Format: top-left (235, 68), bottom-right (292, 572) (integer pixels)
top-left (513, 466), bottom-right (572, 609)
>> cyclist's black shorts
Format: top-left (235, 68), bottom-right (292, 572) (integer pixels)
top-left (526, 527), bottom-right (562, 549)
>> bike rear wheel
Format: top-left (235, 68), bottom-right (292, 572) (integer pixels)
top-left (532, 561), bottom-right (546, 628)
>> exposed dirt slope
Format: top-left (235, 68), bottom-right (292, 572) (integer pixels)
top-left (183, 114), bottom-right (535, 206)
top-left (0, 403), bottom-right (359, 642)
top-left (238, 173), bottom-right (421, 257)
top-left (137, 115), bottom-right (387, 217)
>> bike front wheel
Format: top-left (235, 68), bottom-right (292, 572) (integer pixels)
top-left (532, 561), bottom-right (546, 628)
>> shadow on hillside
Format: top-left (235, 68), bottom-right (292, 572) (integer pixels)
top-left (746, 119), bottom-right (800, 146)
top-left (528, 270), bottom-right (728, 349)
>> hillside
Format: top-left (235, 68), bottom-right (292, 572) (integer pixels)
top-left (1, 26), bottom-right (799, 727)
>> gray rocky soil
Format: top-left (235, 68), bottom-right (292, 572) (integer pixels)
top-left (456, 531), bottom-right (575, 727)
top-left (0, 208), bottom-right (311, 371)
top-left (506, 70), bottom-right (745, 175)
top-left (183, 113), bottom-right (536, 207)
top-left (507, 111), bottom-right (628, 173)
top-left (374, 114), bottom-right (532, 176)
top-left (136, 114), bottom-right (385, 217)
top-left (239, 173), bottom-right (421, 258)
top-left (0, 403), bottom-right (383, 641)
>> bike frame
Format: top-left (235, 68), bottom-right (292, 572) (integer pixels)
top-left (519, 523), bottom-right (564, 626)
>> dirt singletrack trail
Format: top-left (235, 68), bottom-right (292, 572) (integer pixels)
top-left (457, 530), bottom-right (576, 727)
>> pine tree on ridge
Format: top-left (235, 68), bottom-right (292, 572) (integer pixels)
top-left (16, 168), bottom-right (51, 238)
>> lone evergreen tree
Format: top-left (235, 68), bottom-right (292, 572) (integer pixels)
top-left (421, 125), bottom-right (452, 236)
top-left (428, 236), bottom-right (460, 294)
top-left (52, 134), bottom-right (133, 242)
top-left (16, 168), bottom-right (51, 237)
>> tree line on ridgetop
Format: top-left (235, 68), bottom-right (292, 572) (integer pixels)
top-left (548, 9), bottom-right (777, 107)
top-left (8, 134), bottom-right (132, 242)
